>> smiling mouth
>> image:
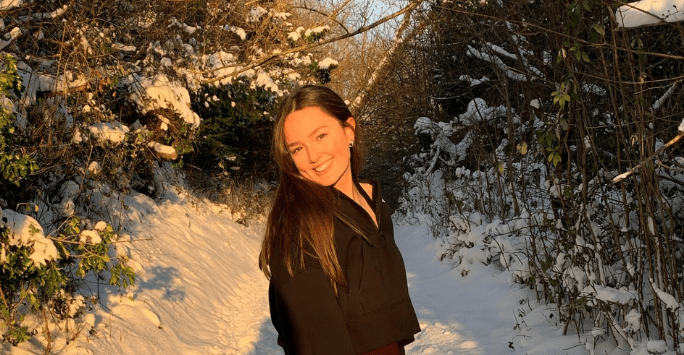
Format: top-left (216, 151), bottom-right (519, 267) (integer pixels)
top-left (314, 159), bottom-right (332, 172)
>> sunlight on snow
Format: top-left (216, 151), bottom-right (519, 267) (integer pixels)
top-left (407, 320), bottom-right (483, 355)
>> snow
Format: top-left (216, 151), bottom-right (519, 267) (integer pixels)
top-left (112, 43), bottom-right (137, 52)
top-left (247, 6), bottom-right (267, 22)
top-left (650, 280), bottom-right (681, 310)
top-left (226, 25), bottom-right (247, 40)
top-left (647, 340), bottom-right (668, 354)
top-left (580, 285), bottom-right (636, 305)
top-left (318, 57), bottom-right (339, 69)
top-left (88, 121), bottom-right (130, 144)
top-left (0, 0), bottom-right (22, 11)
top-left (3, 188), bottom-right (633, 355)
top-left (79, 230), bottom-right (102, 245)
top-left (18, 4), bottom-right (69, 22)
top-left (616, 0), bottom-right (684, 28)
top-left (0, 26), bottom-right (20, 51)
top-left (122, 73), bottom-right (201, 129)
top-left (148, 141), bottom-right (178, 160)
top-left (288, 27), bottom-right (305, 42)
top-left (466, 45), bottom-right (529, 81)
top-left (0, 209), bottom-right (59, 268)
top-left (305, 25), bottom-right (330, 37)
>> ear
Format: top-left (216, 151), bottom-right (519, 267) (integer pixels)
top-left (344, 117), bottom-right (356, 142)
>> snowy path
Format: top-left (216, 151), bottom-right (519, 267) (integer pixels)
top-left (10, 190), bottom-right (580, 354)
top-left (395, 223), bottom-right (526, 355)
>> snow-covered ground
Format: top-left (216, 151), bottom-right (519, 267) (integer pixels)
top-left (4, 188), bottom-right (613, 354)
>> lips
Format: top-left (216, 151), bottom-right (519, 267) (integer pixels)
top-left (314, 158), bottom-right (333, 173)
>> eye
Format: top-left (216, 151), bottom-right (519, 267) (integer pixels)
top-left (317, 133), bottom-right (328, 140)
top-left (291, 147), bottom-right (302, 154)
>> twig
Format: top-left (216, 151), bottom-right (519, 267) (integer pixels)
top-left (41, 307), bottom-right (52, 355)
top-left (292, 3), bottom-right (350, 34)
top-left (612, 130), bottom-right (684, 183)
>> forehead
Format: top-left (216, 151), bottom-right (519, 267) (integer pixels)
top-left (283, 106), bottom-right (340, 142)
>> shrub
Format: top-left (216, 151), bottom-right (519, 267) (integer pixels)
top-left (0, 211), bottom-right (135, 347)
top-left (394, 0), bottom-right (684, 350)
top-left (0, 55), bottom-right (37, 188)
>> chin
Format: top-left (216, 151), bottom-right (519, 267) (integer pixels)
top-left (303, 173), bottom-right (342, 188)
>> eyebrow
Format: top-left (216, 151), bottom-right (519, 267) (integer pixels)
top-left (287, 125), bottom-right (328, 148)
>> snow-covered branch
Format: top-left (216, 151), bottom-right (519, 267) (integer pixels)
top-left (466, 45), bottom-right (530, 82)
top-left (652, 80), bottom-right (680, 110)
top-left (201, 0), bottom-right (426, 85)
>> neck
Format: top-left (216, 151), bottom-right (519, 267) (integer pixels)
top-left (333, 166), bottom-right (355, 200)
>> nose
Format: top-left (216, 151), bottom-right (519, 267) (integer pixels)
top-left (307, 145), bottom-right (322, 164)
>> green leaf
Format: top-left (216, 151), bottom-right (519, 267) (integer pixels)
top-left (593, 24), bottom-right (605, 36)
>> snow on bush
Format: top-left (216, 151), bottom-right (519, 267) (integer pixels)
top-left (121, 73), bottom-right (200, 129)
top-left (398, 90), bottom-right (684, 354)
top-left (0, 209), bottom-right (58, 267)
top-left (0, 0), bottom-right (342, 347)
top-left (88, 122), bottom-right (129, 144)
top-left (318, 57), bottom-right (339, 70)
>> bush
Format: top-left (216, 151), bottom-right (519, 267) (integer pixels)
top-left (189, 81), bottom-right (278, 177)
top-left (0, 55), bottom-right (37, 188)
top-left (0, 211), bottom-right (135, 347)
top-left (394, 0), bottom-right (684, 351)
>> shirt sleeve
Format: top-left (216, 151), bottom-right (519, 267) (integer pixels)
top-left (272, 266), bottom-right (356, 355)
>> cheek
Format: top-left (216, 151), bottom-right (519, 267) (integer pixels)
top-left (290, 155), bottom-right (307, 173)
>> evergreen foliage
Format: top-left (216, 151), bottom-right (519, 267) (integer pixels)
top-left (190, 81), bottom-right (278, 177)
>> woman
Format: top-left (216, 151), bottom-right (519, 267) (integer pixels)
top-left (259, 85), bottom-right (420, 355)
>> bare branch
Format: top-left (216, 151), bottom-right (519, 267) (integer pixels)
top-left (350, 0), bottom-right (423, 111)
top-left (293, 4), bottom-right (350, 33)
top-left (200, 0), bottom-right (426, 85)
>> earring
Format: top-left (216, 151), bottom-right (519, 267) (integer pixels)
top-left (349, 141), bottom-right (354, 148)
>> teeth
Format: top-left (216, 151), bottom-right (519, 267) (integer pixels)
top-left (315, 160), bottom-right (331, 172)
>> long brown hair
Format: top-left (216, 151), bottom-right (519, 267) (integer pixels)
top-left (259, 85), bottom-right (364, 291)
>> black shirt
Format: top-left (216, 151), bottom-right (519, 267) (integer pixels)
top-left (268, 180), bottom-right (421, 354)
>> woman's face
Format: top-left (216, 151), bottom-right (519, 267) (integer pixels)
top-left (283, 106), bottom-right (356, 190)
